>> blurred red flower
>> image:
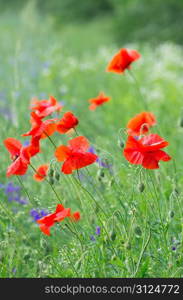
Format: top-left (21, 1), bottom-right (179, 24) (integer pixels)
top-left (4, 137), bottom-right (38, 176)
top-left (37, 204), bottom-right (80, 236)
top-left (55, 136), bottom-right (98, 174)
top-left (123, 134), bottom-right (171, 169)
top-left (33, 164), bottom-right (49, 181)
top-left (106, 48), bottom-right (141, 74)
top-left (71, 211), bottom-right (81, 222)
top-left (127, 112), bottom-right (156, 136)
top-left (56, 111), bottom-right (79, 134)
top-left (89, 92), bottom-right (110, 111)
top-left (31, 95), bottom-right (62, 118)
top-left (22, 112), bottom-right (57, 140)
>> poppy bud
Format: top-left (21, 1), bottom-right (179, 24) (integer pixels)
top-left (48, 168), bottom-right (54, 178)
top-left (134, 226), bottom-right (142, 236)
top-left (169, 211), bottom-right (174, 218)
top-left (110, 230), bottom-right (116, 241)
top-left (118, 139), bottom-right (124, 148)
top-left (138, 182), bottom-right (145, 193)
top-left (54, 171), bottom-right (60, 181)
top-left (97, 169), bottom-right (105, 181)
top-left (48, 177), bottom-right (54, 185)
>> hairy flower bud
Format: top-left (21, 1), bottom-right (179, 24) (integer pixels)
top-left (138, 182), bottom-right (145, 193)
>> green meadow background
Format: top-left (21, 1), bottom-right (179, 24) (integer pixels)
top-left (0, 0), bottom-right (183, 277)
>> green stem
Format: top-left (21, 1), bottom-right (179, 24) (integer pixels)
top-left (128, 69), bottom-right (148, 110)
top-left (30, 164), bottom-right (61, 204)
top-left (148, 171), bottom-right (168, 252)
top-left (16, 175), bottom-right (36, 206)
top-left (44, 131), bottom-right (57, 148)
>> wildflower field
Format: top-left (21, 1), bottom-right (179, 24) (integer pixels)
top-left (1, 5), bottom-right (183, 279)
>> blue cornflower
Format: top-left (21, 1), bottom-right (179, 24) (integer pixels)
top-left (12, 267), bottom-right (17, 274)
top-left (95, 226), bottom-right (101, 236)
top-left (4, 182), bottom-right (20, 195)
top-left (90, 235), bottom-right (96, 242)
top-left (90, 226), bottom-right (101, 242)
top-left (0, 182), bottom-right (28, 205)
top-left (23, 140), bottom-right (30, 147)
top-left (88, 146), bottom-right (112, 169)
top-left (30, 209), bottom-right (49, 222)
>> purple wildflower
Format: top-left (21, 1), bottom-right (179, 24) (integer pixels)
top-left (0, 182), bottom-right (28, 205)
top-left (90, 226), bottom-right (101, 241)
top-left (4, 182), bottom-right (20, 194)
top-left (12, 267), bottom-right (17, 274)
top-left (90, 235), bottom-right (96, 242)
top-left (95, 226), bottom-right (101, 236)
top-left (30, 209), bottom-right (49, 222)
top-left (23, 140), bottom-right (30, 147)
top-left (88, 146), bottom-right (112, 169)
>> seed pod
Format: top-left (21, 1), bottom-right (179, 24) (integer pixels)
top-left (54, 171), bottom-right (60, 181)
top-left (138, 182), bottom-right (145, 193)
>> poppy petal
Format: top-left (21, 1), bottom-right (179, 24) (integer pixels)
top-left (68, 136), bottom-right (89, 152)
top-left (141, 134), bottom-right (169, 151)
top-left (62, 159), bottom-right (74, 174)
top-left (123, 149), bottom-right (144, 165)
top-left (4, 138), bottom-right (22, 157)
top-left (55, 204), bottom-right (65, 213)
top-left (153, 150), bottom-right (171, 162)
top-left (71, 211), bottom-right (81, 222)
top-left (41, 123), bottom-right (56, 139)
top-left (142, 154), bottom-right (159, 169)
top-left (127, 112), bottom-right (156, 136)
top-left (54, 208), bottom-right (71, 222)
top-left (6, 158), bottom-right (28, 177)
top-left (33, 164), bottom-right (49, 181)
top-left (55, 146), bottom-right (71, 162)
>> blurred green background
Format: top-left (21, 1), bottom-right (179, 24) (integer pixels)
top-left (1, 0), bottom-right (183, 45)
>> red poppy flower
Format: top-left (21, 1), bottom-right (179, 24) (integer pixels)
top-left (31, 95), bottom-right (62, 118)
top-left (127, 112), bottom-right (157, 136)
top-left (56, 112), bottom-right (79, 134)
top-left (22, 112), bottom-right (57, 140)
top-left (55, 136), bottom-right (98, 174)
top-left (33, 164), bottom-right (49, 181)
top-left (71, 211), bottom-right (81, 222)
top-left (27, 136), bottom-right (41, 157)
top-left (4, 138), bottom-right (37, 177)
top-left (123, 134), bottom-right (171, 169)
top-left (89, 92), bottom-right (111, 111)
top-left (37, 204), bottom-right (80, 236)
top-left (106, 48), bottom-right (141, 74)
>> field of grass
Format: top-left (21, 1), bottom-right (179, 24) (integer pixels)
top-left (1, 8), bottom-right (183, 278)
